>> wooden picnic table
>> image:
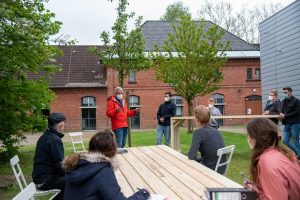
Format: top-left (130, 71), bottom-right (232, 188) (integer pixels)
top-left (170, 115), bottom-right (279, 151)
top-left (115, 145), bottom-right (242, 200)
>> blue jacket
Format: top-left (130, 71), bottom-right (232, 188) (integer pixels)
top-left (64, 153), bottom-right (150, 200)
top-left (32, 127), bottom-right (65, 184)
top-left (157, 101), bottom-right (176, 126)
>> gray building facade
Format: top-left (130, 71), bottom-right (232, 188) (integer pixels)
top-left (259, 0), bottom-right (300, 107)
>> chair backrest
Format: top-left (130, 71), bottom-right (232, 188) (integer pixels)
top-left (214, 145), bottom-right (235, 176)
top-left (12, 182), bottom-right (36, 200)
top-left (10, 155), bottom-right (27, 190)
top-left (69, 132), bottom-right (86, 153)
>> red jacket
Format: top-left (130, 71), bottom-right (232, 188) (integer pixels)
top-left (106, 96), bottom-right (136, 131)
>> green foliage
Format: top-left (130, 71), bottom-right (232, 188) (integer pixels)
top-left (153, 15), bottom-right (230, 112)
top-left (160, 1), bottom-right (191, 21)
top-left (90, 0), bottom-right (152, 87)
top-left (0, 0), bottom-right (62, 159)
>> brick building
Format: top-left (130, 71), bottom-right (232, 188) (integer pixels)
top-left (34, 21), bottom-right (261, 131)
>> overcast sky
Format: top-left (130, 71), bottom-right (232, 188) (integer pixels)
top-left (44, 0), bottom-right (295, 45)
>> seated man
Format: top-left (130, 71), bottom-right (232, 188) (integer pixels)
top-left (188, 105), bottom-right (226, 174)
top-left (32, 112), bottom-right (66, 200)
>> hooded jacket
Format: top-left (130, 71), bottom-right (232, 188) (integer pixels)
top-left (63, 153), bottom-right (149, 200)
top-left (106, 96), bottom-right (137, 130)
top-left (264, 99), bottom-right (282, 124)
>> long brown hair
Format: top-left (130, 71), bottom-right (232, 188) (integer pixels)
top-left (63, 129), bottom-right (117, 172)
top-left (247, 118), bottom-right (294, 182)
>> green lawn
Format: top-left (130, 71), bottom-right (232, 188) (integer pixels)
top-left (0, 129), bottom-right (251, 199)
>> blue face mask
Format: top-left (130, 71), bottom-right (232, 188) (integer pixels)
top-left (283, 94), bottom-right (289, 99)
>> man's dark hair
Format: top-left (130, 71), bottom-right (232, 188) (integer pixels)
top-left (165, 92), bottom-right (172, 97)
top-left (283, 87), bottom-right (293, 92)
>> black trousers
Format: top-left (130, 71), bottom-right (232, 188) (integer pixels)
top-left (39, 175), bottom-right (65, 200)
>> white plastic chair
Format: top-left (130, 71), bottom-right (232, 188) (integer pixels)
top-left (214, 145), bottom-right (235, 176)
top-left (10, 155), bottom-right (60, 200)
top-left (69, 132), bottom-right (86, 153)
top-left (12, 182), bottom-right (36, 200)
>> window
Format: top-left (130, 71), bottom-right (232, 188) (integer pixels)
top-left (211, 93), bottom-right (224, 105)
top-left (255, 68), bottom-right (261, 79)
top-left (247, 68), bottom-right (252, 80)
top-left (129, 70), bottom-right (136, 83)
top-left (129, 95), bottom-right (140, 107)
top-left (81, 96), bottom-right (96, 130)
top-left (129, 95), bottom-right (140, 129)
top-left (82, 96), bottom-right (96, 107)
top-left (171, 95), bottom-right (183, 116)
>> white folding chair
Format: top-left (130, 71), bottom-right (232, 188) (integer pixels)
top-left (69, 132), bottom-right (86, 153)
top-left (10, 155), bottom-right (60, 200)
top-left (214, 145), bottom-right (235, 176)
top-left (12, 182), bottom-right (36, 200)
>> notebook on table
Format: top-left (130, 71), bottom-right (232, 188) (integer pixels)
top-left (149, 194), bottom-right (168, 200)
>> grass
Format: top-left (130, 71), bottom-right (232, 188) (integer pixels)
top-left (0, 129), bottom-right (251, 199)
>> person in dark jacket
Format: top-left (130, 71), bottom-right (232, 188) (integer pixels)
top-left (263, 90), bottom-right (282, 124)
top-left (32, 112), bottom-right (66, 200)
top-left (280, 87), bottom-right (300, 158)
top-left (63, 130), bottom-right (150, 200)
top-left (156, 92), bottom-right (176, 146)
top-left (188, 105), bottom-right (226, 174)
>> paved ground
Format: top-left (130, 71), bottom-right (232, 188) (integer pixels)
top-left (21, 126), bottom-right (247, 146)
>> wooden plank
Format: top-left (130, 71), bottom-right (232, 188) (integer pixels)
top-left (123, 147), bottom-right (182, 200)
top-left (116, 154), bottom-right (154, 193)
top-left (156, 145), bottom-right (242, 188)
top-left (139, 146), bottom-right (209, 200)
top-left (115, 170), bottom-right (134, 197)
top-left (132, 147), bottom-right (201, 200)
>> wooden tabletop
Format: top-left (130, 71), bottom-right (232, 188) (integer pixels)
top-left (116, 145), bottom-right (242, 200)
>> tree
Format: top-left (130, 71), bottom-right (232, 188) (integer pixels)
top-left (153, 15), bottom-right (230, 132)
top-left (91, 0), bottom-right (152, 87)
top-left (197, 1), bottom-right (283, 44)
top-left (160, 1), bottom-right (191, 21)
top-left (0, 0), bottom-right (62, 159)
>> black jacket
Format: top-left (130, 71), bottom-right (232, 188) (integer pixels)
top-left (64, 153), bottom-right (150, 200)
top-left (264, 99), bottom-right (282, 124)
top-left (157, 101), bottom-right (176, 126)
top-left (281, 95), bottom-right (300, 125)
top-left (32, 128), bottom-right (65, 184)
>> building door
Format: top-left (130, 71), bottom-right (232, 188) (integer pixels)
top-left (211, 94), bottom-right (225, 126)
top-left (245, 95), bottom-right (262, 115)
top-left (129, 96), bottom-right (140, 129)
top-left (81, 96), bottom-right (96, 130)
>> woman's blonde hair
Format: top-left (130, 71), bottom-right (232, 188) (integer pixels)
top-left (194, 105), bottom-right (210, 124)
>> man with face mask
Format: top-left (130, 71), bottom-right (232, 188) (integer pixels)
top-left (208, 98), bottom-right (222, 129)
top-left (280, 87), bottom-right (300, 159)
top-left (156, 92), bottom-right (176, 145)
top-left (106, 87), bottom-right (140, 148)
top-left (263, 90), bottom-right (282, 125)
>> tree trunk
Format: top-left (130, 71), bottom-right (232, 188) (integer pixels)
top-left (126, 90), bottom-right (132, 147)
top-left (187, 100), bottom-right (193, 133)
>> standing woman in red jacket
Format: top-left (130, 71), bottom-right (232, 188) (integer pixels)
top-left (106, 87), bottom-right (140, 148)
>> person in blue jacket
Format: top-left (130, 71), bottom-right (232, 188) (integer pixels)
top-left (63, 129), bottom-right (150, 200)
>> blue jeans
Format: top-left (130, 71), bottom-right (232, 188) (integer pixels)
top-left (156, 125), bottom-right (170, 146)
top-left (283, 123), bottom-right (300, 156)
top-left (114, 127), bottom-right (128, 148)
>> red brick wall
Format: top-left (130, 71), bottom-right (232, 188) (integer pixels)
top-left (50, 88), bottom-right (108, 131)
top-left (52, 58), bottom-right (261, 131)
